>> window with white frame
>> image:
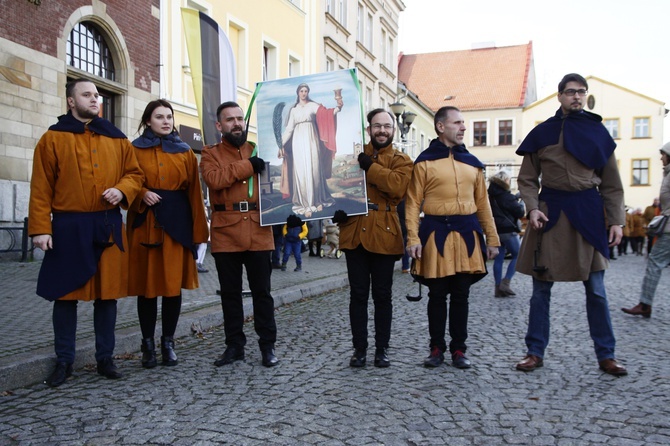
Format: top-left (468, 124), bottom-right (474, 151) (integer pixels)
top-left (380, 29), bottom-right (387, 66)
top-left (338, 0), bottom-right (347, 26)
top-left (357, 4), bottom-right (364, 42)
top-left (366, 13), bottom-right (373, 49)
top-left (262, 42), bottom-right (277, 81)
top-left (326, 57), bottom-right (334, 72)
top-left (288, 56), bottom-right (300, 77)
top-left (604, 118), bottom-right (619, 139)
top-left (387, 37), bottom-right (393, 68)
top-left (634, 117), bottom-right (650, 138)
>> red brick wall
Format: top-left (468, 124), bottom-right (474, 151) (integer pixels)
top-left (0, 0), bottom-right (160, 93)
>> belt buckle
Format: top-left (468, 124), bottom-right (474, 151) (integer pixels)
top-left (239, 201), bottom-right (249, 212)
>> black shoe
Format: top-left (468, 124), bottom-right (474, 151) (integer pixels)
top-left (272, 263), bottom-right (283, 269)
top-left (374, 347), bottom-right (390, 368)
top-left (349, 349), bottom-right (366, 367)
top-left (261, 348), bottom-right (280, 367)
top-left (452, 350), bottom-right (472, 369)
top-left (96, 357), bottom-right (122, 379)
top-left (46, 361), bottom-right (73, 387)
top-left (423, 346), bottom-right (444, 368)
top-left (161, 336), bottom-right (178, 366)
top-left (141, 338), bottom-right (157, 369)
top-left (214, 345), bottom-right (245, 366)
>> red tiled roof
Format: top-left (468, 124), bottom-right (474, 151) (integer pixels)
top-left (398, 42), bottom-right (533, 112)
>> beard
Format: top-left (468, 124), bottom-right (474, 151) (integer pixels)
top-left (73, 103), bottom-right (99, 120)
top-left (222, 130), bottom-right (247, 147)
top-left (371, 133), bottom-right (393, 150)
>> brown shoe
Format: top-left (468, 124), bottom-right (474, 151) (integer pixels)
top-left (621, 303), bottom-right (652, 318)
top-left (599, 358), bottom-right (628, 376)
top-left (516, 354), bottom-right (543, 372)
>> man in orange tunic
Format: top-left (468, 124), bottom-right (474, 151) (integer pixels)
top-left (29, 79), bottom-right (143, 387)
top-left (200, 101), bottom-right (279, 367)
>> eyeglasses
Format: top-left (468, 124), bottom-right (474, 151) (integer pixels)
top-left (371, 124), bottom-right (393, 130)
top-left (561, 89), bottom-right (588, 97)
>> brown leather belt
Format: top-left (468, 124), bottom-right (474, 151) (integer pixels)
top-left (213, 201), bottom-right (258, 212)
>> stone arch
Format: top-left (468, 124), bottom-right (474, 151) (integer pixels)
top-left (57, 5), bottom-right (135, 133)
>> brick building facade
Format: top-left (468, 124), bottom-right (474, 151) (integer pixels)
top-left (0, 0), bottom-right (160, 229)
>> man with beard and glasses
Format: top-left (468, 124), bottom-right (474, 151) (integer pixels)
top-left (406, 106), bottom-right (499, 371)
top-left (29, 79), bottom-right (144, 387)
top-left (332, 108), bottom-right (413, 368)
top-left (513, 73), bottom-right (627, 376)
top-left (200, 101), bottom-right (279, 368)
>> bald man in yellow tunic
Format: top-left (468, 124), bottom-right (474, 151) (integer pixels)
top-left (406, 106), bottom-right (499, 370)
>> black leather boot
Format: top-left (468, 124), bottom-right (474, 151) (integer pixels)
top-left (141, 338), bottom-right (157, 369)
top-left (161, 336), bottom-right (178, 366)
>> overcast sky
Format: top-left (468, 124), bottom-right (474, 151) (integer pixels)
top-left (398, 0), bottom-right (669, 138)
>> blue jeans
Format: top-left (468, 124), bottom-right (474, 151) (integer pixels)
top-left (493, 232), bottom-right (519, 284)
top-left (282, 240), bottom-right (302, 266)
top-left (525, 271), bottom-right (616, 361)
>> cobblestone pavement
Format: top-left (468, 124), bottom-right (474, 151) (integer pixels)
top-left (1, 253), bottom-right (670, 444)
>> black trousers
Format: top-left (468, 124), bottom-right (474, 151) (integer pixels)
top-left (53, 299), bottom-right (117, 363)
top-left (425, 273), bottom-right (471, 354)
top-left (344, 245), bottom-right (396, 351)
top-left (213, 251), bottom-right (277, 350)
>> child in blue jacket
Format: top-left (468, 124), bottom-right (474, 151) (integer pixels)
top-left (282, 214), bottom-right (308, 271)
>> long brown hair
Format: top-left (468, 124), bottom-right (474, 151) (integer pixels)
top-left (137, 99), bottom-right (175, 135)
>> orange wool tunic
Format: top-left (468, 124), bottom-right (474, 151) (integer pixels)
top-left (28, 128), bottom-right (144, 301)
top-left (127, 145), bottom-right (209, 298)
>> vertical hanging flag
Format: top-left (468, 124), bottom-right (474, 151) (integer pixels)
top-left (181, 8), bottom-right (237, 146)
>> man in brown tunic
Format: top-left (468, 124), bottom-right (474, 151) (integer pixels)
top-left (200, 101), bottom-right (278, 367)
top-left (29, 79), bottom-right (144, 387)
top-left (514, 73), bottom-right (627, 376)
top-left (334, 109), bottom-right (413, 368)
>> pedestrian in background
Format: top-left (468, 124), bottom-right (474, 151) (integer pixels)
top-left (643, 197), bottom-right (661, 255)
top-left (621, 143), bottom-right (670, 318)
top-left (406, 106), bottom-right (499, 370)
top-left (271, 224), bottom-right (284, 269)
top-left (282, 214), bottom-right (308, 271)
top-left (618, 207), bottom-right (632, 256)
top-left (334, 108), bottom-right (412, 368)
top-left (631, 208), bottom-right (646, 255)
top-left (488, 170), bottom-right (525, 297)
top-left (514, 73), bottom-right (627, 376)
top-left (307, 219), bottom-right (324, 257)
top-left (29, 79), bottom-right (144, 387)
top-left (200, 101), bottom-right (279, 368)
top-left (127, 99), bottom-right (209, 368)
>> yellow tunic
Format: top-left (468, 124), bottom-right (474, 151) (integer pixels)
top-left (406, 155), bottom-right (499, 279)
top-left (127, 145), bottom-right (209, 298)
top-left (28, 127), bottom-right (144, 300)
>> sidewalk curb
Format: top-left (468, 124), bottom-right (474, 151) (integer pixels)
top-left (0, 275), bottom-right (349, 391)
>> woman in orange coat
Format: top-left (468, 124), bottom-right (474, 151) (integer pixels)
top-left (127, 100), bottom-right (209, 368)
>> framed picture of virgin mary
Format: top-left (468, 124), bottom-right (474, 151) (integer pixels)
top-left (255, 68), bottom-right (368, 226)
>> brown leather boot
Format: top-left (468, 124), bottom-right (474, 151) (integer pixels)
top-left (621, 303), bottom-right (652, 318)
top-left (500, 278), bottom-right (516, 296)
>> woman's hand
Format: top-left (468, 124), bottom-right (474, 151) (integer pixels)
top-left (143, 191), bottom-right (162, 206)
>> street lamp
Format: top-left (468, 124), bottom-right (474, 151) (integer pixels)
top-left (389, 102), bottom-right (416, 142)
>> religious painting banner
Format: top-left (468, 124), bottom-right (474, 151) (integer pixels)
top-left (255, 69), bottom-right (368, 226)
